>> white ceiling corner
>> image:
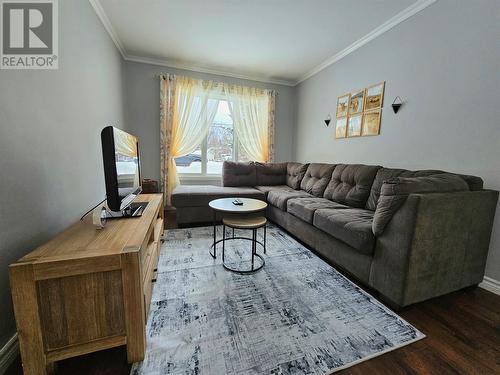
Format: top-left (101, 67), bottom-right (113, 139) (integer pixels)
top-left (88, 0), bottom-right (126, 58)
top-left (296, 0), bottom-right (438, 84)
top-left (89, 0), bottom-right (437, 86)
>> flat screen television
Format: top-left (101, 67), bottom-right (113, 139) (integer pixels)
top-left (101, 126), bottom-right (142, 212)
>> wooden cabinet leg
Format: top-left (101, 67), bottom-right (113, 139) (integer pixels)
top-left (121, 250), bottom-right (146, 363)
top-left (9, 264), bottom-right (49, 374)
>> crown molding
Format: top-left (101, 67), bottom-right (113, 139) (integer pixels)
top-left (88, 0), bottom-right (295, 86)
top-left (124, 54), bottom-right (296, 86)
top-left (90, 0), bottom-right (437, 87)
top-left (296, 0), bottom-right (438, 84)
top-left (88, 0), bottom-right (126, 58)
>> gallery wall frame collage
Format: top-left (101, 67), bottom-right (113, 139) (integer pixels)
top-left (335, 81), bottom-right (385, 139)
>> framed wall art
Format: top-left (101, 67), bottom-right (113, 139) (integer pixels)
top-left (362, 110), bottom-right (381, 136)
top-left (334, 81), bottom-right (385, 140)
top-left (347, 114), bottom-right (362, 137)
top-left (336, 94), bottom-right (350, 118)
top-left (365, 82), bottom-right (385, 111)
top-left (349, 89), bottom-right (365, 115)
top-left (335, 117), bottom-right (347, 138)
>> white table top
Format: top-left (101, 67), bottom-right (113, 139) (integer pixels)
top-left (208, 198), bottom-right (267, 213)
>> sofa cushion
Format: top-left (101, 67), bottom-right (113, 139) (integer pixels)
top-left (287, 197), bottom-right (350, 224)
top-left (313, 208), bottom-right (375, 254)
top-left (255, 185), bottom-right (295, 197)
top-left (300, 163), bottom-right (336, 197)
top-left (222, 161), bottom-right (256, 187)
top-left (323, 164), bottom-right (381, 208)
top-left (267, 190), bottom-right (312, 210)
top-left (172, 185), bottom-right (264, 208)
top-left (255, 162), bottom-right (287, 186)
top-left (286, 162), bottom-right (309, 189)
top-left (365, 168), bottom-right (444, 210)
top-left (372, 173), bottom-right (470, 236)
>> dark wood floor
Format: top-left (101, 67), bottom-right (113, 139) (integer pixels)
top-left (7, 210), bottom-right (500, 374)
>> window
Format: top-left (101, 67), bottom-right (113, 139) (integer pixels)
top-left (175, 100), bottom-right (249, 176)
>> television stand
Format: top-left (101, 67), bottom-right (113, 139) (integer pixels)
top-left (9, 194), bottom-right (164, 374)
top-left (105, 201), bottom-right (149, 219)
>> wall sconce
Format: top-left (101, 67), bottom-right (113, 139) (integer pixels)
top-left (324, 114), bottom-right (331, 127)
top-left (392, 96), bottom-right (403, 113)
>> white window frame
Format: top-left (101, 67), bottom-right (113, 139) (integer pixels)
top-left (177, 99), bottom-right (242, 178)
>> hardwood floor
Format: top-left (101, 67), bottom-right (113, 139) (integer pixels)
top-left (6, 210), bottom-right (499, 374)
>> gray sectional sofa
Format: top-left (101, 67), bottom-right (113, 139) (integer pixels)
top-left (171, 161), bottom-right (498, 308)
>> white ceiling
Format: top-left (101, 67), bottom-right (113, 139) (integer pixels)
top-left (93, 0), bottom-right (434, 85)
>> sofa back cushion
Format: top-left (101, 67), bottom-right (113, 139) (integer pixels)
top-left (372, 173), bottom-right (469, 235)
top-left (255, 162), bottom-right (287, 186)
top-left (365, 168), bottom-right (443, 210)
top-left (300, 163), bottom-right (336, 197)
top-left (323, 164), bottom-right (381, 208)
top-left (286, 162), bottom-right (309, 189)
top-left (222, 161), bottom-right (256, 187)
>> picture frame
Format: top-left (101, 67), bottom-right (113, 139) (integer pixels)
top-left (347, 114), bottom-right (362, 137)
top-left (364, 81), bottom-right (385, 111)
top-left (362, 110), bottom-right (382, 136)
top-left (336, 94), bottom-right (350, 118)
top-left (335, 117), bottom-right (347, 138)
top-left (349, 89), bottom-right (365, 115)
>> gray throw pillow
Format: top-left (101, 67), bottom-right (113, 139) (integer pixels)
top-left (286, 162), bottom-right (309, 189)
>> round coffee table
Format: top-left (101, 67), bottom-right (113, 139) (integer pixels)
top-left (209, 198), bottom-right (267, 272)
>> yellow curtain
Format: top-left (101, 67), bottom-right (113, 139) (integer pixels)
top-left (224, 85), bottom-right (275, 162)
top-left (160, 75), bottom-right (219, 205)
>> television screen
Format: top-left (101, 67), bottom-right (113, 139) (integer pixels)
top-left (114, 128), bottom-right (140, 198)
top-left (101, 126), bottom-right (142, 212)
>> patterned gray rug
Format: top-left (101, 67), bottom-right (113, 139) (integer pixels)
top-left (132, 224), bottom-right (424, 375)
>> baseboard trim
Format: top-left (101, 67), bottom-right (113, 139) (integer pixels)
top-left (479, 276), bottom-right (500, 296)
top-left (0, 333), bottom-right (19, 375)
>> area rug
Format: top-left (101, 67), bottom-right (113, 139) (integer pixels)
top-left (131, 224), bottom-right (424, 375)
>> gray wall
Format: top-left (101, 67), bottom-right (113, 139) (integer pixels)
top-left (294, 0), bottom-right (500, 280)
top-left (0, 0), bottom-right (126, 348)
top-left (124, 61), bottom-right (296, 185)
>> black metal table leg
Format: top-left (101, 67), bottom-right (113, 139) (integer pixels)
top-left (222, 224), bottom-right (226, 262)
top-left (210, 209), bottom-right (217, 258)
top-left (208, 198), bottom-right (267, 272)
top-left (263, 224), bottom-right (267, 254)
top-left (252, 229), bottom-right (256, 270)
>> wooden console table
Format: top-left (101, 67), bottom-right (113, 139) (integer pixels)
top-left (9, 194), bottom-right (164, 374)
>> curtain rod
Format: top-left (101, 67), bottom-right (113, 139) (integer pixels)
top-left (155, 72), bottom-right (278, 95)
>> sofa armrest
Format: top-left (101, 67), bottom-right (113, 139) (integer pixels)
top-left (369, 189), bottom-right (498, 307)
top-left (372, 173), bottom-right (469, 236)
